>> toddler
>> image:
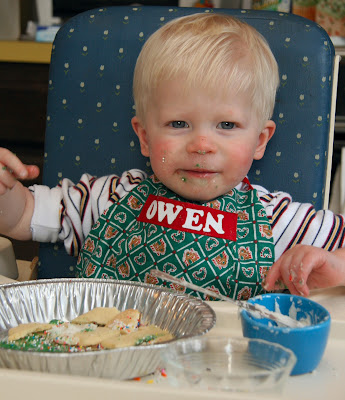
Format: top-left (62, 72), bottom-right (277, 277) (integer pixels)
top-left (1, 13), bottom-right (345, 300)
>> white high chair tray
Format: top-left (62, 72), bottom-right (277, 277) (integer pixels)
top-left (0, 287), bottom-right (344, 400)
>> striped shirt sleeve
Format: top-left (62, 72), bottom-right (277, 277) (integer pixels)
top-left (30, 169), bottom-right (147, 256)
top-left (255, 185), bottom-right (345, 260)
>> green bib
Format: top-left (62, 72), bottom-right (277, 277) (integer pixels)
top-left (76, 175), bottom-right (275, 300)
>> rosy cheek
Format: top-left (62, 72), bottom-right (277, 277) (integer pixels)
top-left (150, 139), bottom-right (175, 161)
top-left (229, 144), bottom-right (256, 165)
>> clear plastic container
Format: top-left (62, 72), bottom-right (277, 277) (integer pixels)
top-left (162, 336), bottom-right (296, 393)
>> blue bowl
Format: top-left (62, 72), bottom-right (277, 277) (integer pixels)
top-left (240, 293), bottom-right (331, 375)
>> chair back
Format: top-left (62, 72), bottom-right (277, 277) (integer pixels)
top-left (39, 6), bottom-right (336, 278)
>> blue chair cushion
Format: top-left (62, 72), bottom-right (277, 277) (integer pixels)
top-left (39, 6), bottom-right (335, 278)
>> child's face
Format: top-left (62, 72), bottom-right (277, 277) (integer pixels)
top-left (132, 79), bottom-right (275, 202)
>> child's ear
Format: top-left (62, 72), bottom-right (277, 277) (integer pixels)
top-left (132, 116), bottom-right (150, 157)
top-left (253, 120), bottom-right (276, 160)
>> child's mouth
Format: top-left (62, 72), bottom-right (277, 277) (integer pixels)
top-left (180, 169), bottom-right (217, 179)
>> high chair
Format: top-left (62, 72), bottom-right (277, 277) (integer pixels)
top-left (36, 6), bottom-right (339, 278)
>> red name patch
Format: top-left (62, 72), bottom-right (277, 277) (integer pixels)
top-left (137, 195), bottom-right (237, 241)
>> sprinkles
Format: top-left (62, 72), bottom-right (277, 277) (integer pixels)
top-left (1, 308), bottom-right (174, 353)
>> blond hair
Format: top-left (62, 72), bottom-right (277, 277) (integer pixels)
top-left (133, 13), bottom-right (279, 128)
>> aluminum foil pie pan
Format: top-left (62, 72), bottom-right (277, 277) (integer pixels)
top-left (0, 279), bottom-right (216, 380)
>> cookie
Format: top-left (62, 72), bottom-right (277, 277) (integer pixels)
top-left (3, 307), bottom-right (173, 353)
top-left (76, 327), bottom-right (120, 347)
top-left (151, 333), bottom-right (174, 344)
top-left (101, 325), bottom-right (172, 349)
top-left (48, 322), bottom-right (121, 347)
top-left (49, 322), bottom-right (97, 345)
top-left (8, 322), bottom-right (53, 341)
top-left (106, 308), bottom-right (141, 333)
top-left (71, 307), bottom-right (120, 326)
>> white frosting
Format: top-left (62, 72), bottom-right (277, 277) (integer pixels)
top-left (271, 299), bottom-right (311, 328)
top-left (48, 323), bottom-right (98, 345)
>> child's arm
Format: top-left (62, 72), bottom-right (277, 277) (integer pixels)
top-left (0, 148), bottom-right (40, 240)
top-left (264, 245), bottom-right (345, 296)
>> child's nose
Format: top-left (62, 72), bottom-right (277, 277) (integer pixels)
top-left (186, 134), bottom-right (217, 154)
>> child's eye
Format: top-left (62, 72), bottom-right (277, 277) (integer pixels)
top-left (169, 121), bottom-right (189, 128)
top-left (217, 122), bottom-right (235, 129)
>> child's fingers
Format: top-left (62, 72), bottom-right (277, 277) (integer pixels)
top-left (285, 262), bottom-right (310, 296)
top-left (275, 255), bottom-right (308, 296)
top-left (0, 164), bottom-right (40, 194)
top-left (264, 250), bottom-right (309, 296)
top-left (0, 148), bottom-right (28, 180)
top-left (25, 165), bottom-right (40, 180)
top-left (263, 261), bottom-right (283, 290)
top-left (0, 162), bottom-right (18, 190)
top-left (0, 148), bottom-right (40, 184)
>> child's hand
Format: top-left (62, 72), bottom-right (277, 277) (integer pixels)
top-left (0, 148), bottom-right (39, 240)
top-left (264, 245), bottom-right (345, 296)
top-left (0, 148), bottom-right (40, 194)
